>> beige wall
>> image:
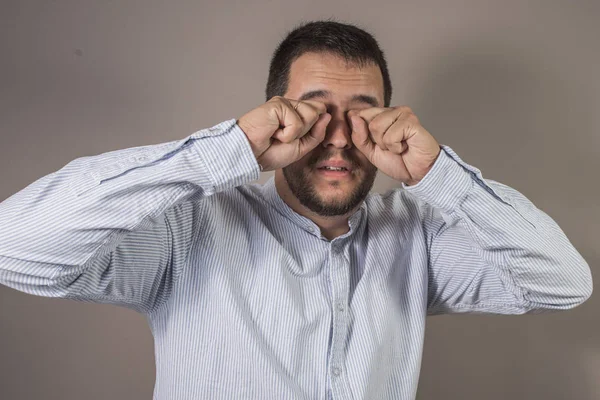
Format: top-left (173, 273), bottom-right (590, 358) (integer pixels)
top-left (1, 1), bottom-right (598, 399)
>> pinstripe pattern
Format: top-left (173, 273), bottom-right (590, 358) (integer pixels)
top-left (0, 118), bottom-right (592, 399)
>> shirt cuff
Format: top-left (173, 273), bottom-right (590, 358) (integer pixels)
top-left (190, 119), bottom-right (261, 193)
top-left (401, 145), bottom-right (475, 213)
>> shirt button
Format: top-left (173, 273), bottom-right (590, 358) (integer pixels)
top-left (332, 366), bottom-right (341, 376)
top-left (337, 302), bottom-right (345, 312)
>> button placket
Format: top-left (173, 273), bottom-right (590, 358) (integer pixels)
top-left (328, 242), bottom-right (352, 398)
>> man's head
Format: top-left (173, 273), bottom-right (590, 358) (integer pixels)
top-left (266, 20), bottom-right (392, 217)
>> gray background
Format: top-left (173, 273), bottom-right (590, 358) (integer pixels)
top-left (1, 1), bottom-right (598, 399)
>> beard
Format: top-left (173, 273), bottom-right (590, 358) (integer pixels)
top-left (282, 149), bottom-right (377, 217)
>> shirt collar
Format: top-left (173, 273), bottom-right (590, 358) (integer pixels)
top-left (262, 176), bottom-right (367, 239)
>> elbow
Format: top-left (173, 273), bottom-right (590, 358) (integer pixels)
top-left (576, 270), bottom-right (593, 306)
top-left (533, 260), bottom-right (594, 311)
top-left (564, 262), bottom-right (593, 309)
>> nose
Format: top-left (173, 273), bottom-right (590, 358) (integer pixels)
top-left (321, 112), bottom-right (352, 150)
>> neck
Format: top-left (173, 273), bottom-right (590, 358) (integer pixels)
top-left (274, 170), bottom-right (355, 240)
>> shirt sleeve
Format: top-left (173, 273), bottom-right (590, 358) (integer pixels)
top-left (0, 119), bottom-right (260, 314)
top-left (403, 145), bottom-right (593, 315)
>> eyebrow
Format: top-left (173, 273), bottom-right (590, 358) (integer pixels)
top-left (298, 90), bottom-right (379, 107)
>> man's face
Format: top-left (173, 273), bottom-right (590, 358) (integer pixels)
top-left (281, 51), bottom-right (383, 217)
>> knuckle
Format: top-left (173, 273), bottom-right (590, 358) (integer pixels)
top-left (409, 113), bottom-right (420, 123)
top-left (290, 124), bottom-right (304, 139)
top-left (307, 100), bottom-right (327, 114)
top-left (294, 112), bottom-right (306, 126)
top-left (369, 118), bottom-right (385, 134)
top-left (383, 134), bottom-right (395, 147)
top-left (270, 96), bottom-right (287, 107)
top-left (368, 120), bottom-right (377, 134)
top-left (309, 109), bottom-right (321, 123)
top-left (277, 131), bottom-right (293, 143)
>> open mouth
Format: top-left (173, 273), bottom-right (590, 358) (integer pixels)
top-left (316, 166), bottom-right (352, 178)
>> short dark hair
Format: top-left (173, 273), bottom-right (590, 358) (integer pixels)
top-left (266, 19), bottom-right (392, 107)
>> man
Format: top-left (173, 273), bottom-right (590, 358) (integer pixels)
top-left (0, 20), bottom-right (592, 400)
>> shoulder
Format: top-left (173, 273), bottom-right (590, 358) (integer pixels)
top-left (364, 186), bottom-right (445, 244)
top-left (195, 182), bottom-right (273, 222)
top-left (365, 186), bottom-right (432, 222)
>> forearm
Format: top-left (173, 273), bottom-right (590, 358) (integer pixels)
top-left (407, 145), bottom-right (592, 311)
top-left (0, 119), bottom-right (259, 293)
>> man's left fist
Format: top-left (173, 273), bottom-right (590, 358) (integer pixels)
top-left (348, 106), bottom-right (441, 186)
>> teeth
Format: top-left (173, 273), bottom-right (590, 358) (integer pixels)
top-left (323, 166), bottom-right (345, 171)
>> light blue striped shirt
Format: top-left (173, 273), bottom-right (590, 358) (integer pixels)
top-left (0, 119), bottom-right (592, 399)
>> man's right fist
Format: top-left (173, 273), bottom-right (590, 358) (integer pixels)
top-left (236, 96), bottom-right (332, 171)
